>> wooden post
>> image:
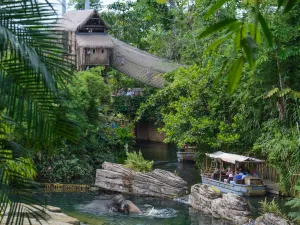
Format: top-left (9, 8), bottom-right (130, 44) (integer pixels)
top-left (205, 156), bottom-right (208, 173)
top-left (234, 163), bottom-right (236, 175)
top-left (261, 163), bottom-right (264, 179)
top-left (219, 160), bottom-right (222, 181)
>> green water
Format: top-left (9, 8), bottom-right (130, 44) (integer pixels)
top-left (44, 141), bottom-right (291, 225)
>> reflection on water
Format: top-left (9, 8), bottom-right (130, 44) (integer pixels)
top-left (137, 141), bottom-right (201, 188)
top-left (44, 141), bottom-right (291, 225)
top-left (136, 141), bottom-right (177, 161)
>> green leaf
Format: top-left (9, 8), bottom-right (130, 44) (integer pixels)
top-left (226, 21), bottom-right (242, 33)
top-left (241, 38), bottom-right (256, 68)
top-left (258, 12), bottom-right (273, 47)
top-left (156, 0), bottom-right (167, 4)
top-left (248, 23), bottom-right (256, 40)
top-left (204, 0), bottom-right (229, 19)
top-left (198, 19), bottom-right (238, 39)
top-left (227, 57), bottom-right (244, 94)
top-left (264, 88), bottom-right (279, 98)
top-left (213, 59), bottom-right (229, 86)
top-left (283, 0), bottom-right (298, 13)
top-left (204, 31), bottom-right (235, 54)
top-left (278, 88), bottom-right (291, 97)
top-left (234, 30), bottom-right (241, 53)
top-left (291, 91), bottom-right (300, 98)
top-left (278, 0), bottom-right (284, 8)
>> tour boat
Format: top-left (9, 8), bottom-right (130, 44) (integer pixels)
top-left (201, 151), bottom-right (267, 196)
top-left (177, 146), bottom-right (196, 162)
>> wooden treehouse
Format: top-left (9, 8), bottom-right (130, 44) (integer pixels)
top-left (58, 10), bottom-right (181, 88)
top-left (58, 10), bottom-right (113, 71)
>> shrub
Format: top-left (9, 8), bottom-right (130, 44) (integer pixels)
top-left (259, 198), bottom-right (283, 216)
top-left (124, 151), bottom-right (153, 173)
top-left (285, 185), bottom-right (300, 222)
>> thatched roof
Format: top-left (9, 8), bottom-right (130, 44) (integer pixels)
top-left (76, 34), bottom-right (113, 48)
top-left (57, 10), bottom-right (109, 32)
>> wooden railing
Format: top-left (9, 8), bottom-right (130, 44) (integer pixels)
top-left (256, 164), bottom-right (280, 182)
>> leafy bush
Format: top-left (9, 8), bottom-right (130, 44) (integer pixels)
top-left (259, 198), bottom-right (283, 216)
top-left (36, 153), bottom-right (94, 183)
top-left (285, 185), bottom-right (300, 222)
top-left (124, 151), bottom-right (153, 173)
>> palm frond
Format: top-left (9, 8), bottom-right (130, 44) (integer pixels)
top-left (0, 0), bottom-right (77, 150)
top-left (0, 0), bottom-right (78, 224)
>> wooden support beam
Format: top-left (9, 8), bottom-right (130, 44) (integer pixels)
top-left (219, 160), bottom-right (223, 182)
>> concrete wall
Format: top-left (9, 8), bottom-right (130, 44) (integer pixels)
top-left (135, 122), bottom-right (166, 142)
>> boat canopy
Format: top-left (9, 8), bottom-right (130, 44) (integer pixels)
top-left (205, 151), bottom-right (265, 164)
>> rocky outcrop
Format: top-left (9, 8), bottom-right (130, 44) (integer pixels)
top-left (95, 162), bottom-right (188, 198)
top-left (254, 213), bottom-right (295, 225)
top-left (189, 184), bottom-right (252, 224)
top-left (1, 204), bottom-right (80, 225)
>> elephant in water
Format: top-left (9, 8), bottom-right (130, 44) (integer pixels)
top-left (84, 194), bottom-right (142, 214)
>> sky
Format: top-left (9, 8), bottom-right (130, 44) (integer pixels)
top-left (51, 0), bottom-right (123, 15)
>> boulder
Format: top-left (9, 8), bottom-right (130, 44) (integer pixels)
top-left (189, 184), bottom-right (252, 225)
top-left (95, 162), bottom-right (188, 198)
top-left (1, 204), bottom-right (79, 225)
top-left (189, 184), bottom-right (222, 214)
top-left (254, 213), bottom-right (295, 225)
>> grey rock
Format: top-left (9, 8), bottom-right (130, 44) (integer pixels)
top-left (95, 162), bottom-right (188, 198)
top-left (254, 213), bottom-right (294, 225)
top-left (1, 204), bottom-right (79, 225)
top-left (189, 184), bottom-right (252, 225)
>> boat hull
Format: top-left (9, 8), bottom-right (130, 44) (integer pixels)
top-left (177, 152), bottom-right (195, 162)
top-left (201, 176), bottom-right (266, 196)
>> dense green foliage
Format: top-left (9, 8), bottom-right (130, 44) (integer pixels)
top-left (35, 68), bottom-right (135, 182)
top-left (259, 198), bottom-right (284, 216)
top-left (1, 0), bottom-right (299, 222)
top-left (133, 0), bottom-right (300, 196)
top-left (286, 185), bottom-right (300, 222)
top-left (124, 151), bottom-right (154, 173)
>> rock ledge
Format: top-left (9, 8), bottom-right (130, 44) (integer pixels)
top-left (95, 162), bottom-right (188, 198)
top-left (189, 184), bottom-right (252, 224)
top-left (1, 203), bottom-right (79, 225)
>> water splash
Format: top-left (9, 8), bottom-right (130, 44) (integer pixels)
top-left (173, 196), bottom-right (190, 205)
top-left (145, 208), bottom-right (177, 218)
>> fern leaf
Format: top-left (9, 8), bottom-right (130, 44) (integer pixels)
top-left (278, 88), bottom-right (292, 97)
top-left (264, 88), bottom-right (279, 98)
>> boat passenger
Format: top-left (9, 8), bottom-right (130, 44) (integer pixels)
top-left (225, 174), bottom-right (234, 183)
top-left (252, 169), bottom-right (260, 178)
top-left (234, 174), bottom-right (243, 183)
top-left (212, 168), bottom-right (220, 180)
top-left (225, 167), bottom-right (231, 177)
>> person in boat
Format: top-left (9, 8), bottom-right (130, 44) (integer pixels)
top-left (251, 169), bottom-right (260, 178)
top-left (234, 173), bottom-right (243, 183)
top-left (228, 173), bottom-right (234, 183)
top-left (212, 167), bottom-right (220, 180)
top-left (224, 173), bottom-right (234, 183)
top-left (225, 167), bottom-right (232, 178)
top-left (242, 170), bottom-right (251, 179)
